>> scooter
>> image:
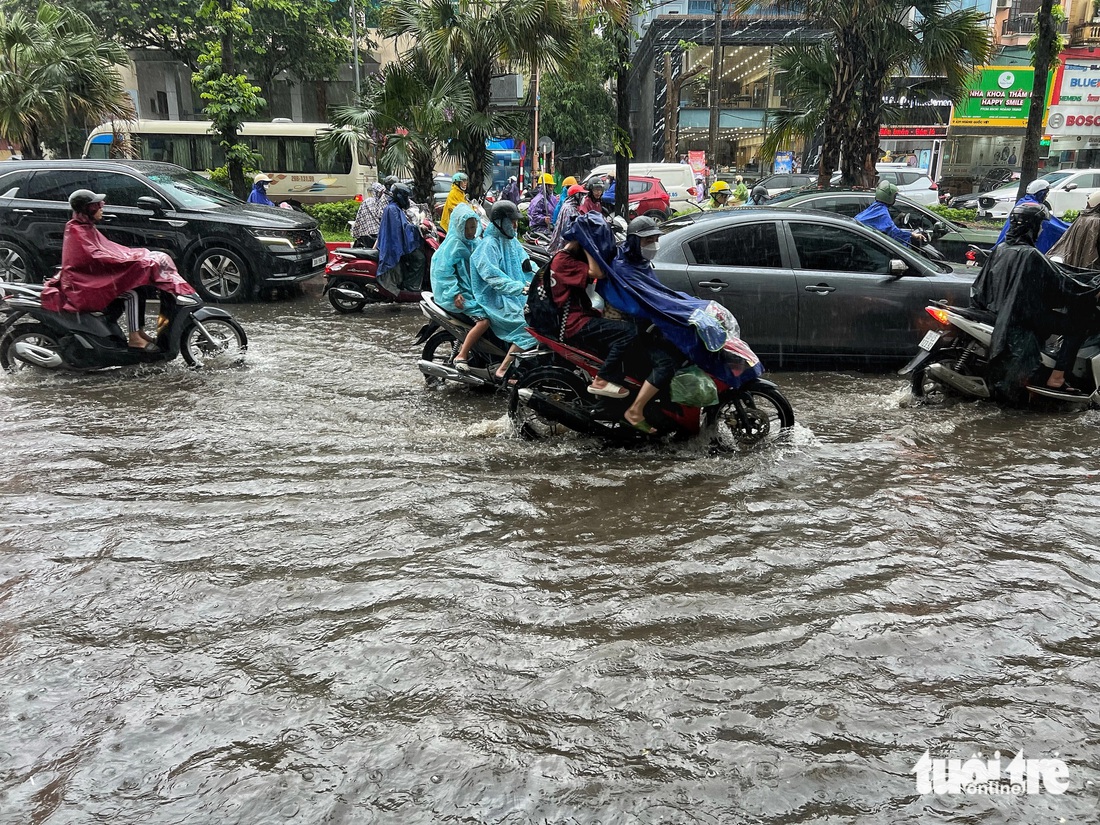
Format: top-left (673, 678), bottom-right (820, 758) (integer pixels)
top-left (0, 283), bottom-right (247, 373)
top-left (507, 329), bottom-right (795, 450)
top-left (900, 302), bottom-right (1100, 406)
top-left (414, 293), bottom-right (513, 389)
top-left (323, 215), bottom-right (443, 313)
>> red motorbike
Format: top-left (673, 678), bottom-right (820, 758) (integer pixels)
top-left (323, 214), bottom-right (445, 313)
top-left (507, 329), bottom-right (795, 450)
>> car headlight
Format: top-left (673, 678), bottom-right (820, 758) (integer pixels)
top-left (246, 227), bottom-right (308, 251)
top-left (995, 195), bottom-right (1014, 202)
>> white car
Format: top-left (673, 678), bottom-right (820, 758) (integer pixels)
top-left (977, 169), bottom-right (1100, 219)
top-left (876, 168), bottom-right (939, 206)
top-left (584, 162), bottom-right (700, 213)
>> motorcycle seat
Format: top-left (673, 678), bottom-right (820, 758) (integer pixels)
top-left (335, 247), bottom-right (378, 261)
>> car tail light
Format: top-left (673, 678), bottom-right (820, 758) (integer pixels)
top-left (687, 186), bottom-right (698, 197)
top-left (925, 307), bottom-right (950, 325)
top-left (929, 181), bottom-right (938, 189)
top-left (355, 193), bottom-right (364, 202)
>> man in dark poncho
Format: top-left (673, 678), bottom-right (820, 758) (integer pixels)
top-left (971, 200), bottom-right (1100, 398)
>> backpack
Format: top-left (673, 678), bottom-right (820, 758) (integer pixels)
top-left (523, 261), bottom-right (569, 340)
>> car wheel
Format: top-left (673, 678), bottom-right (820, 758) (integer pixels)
top-left (191, 247), bottom-right (251, 303)
top-left (644, 210), bottom-right (668, 222)
top-left (0, 239), bottom-right (37, 283)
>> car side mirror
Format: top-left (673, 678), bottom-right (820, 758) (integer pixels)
top-left (889, 258), bottom-right (908, 278)
top-left (136, 196), bottom-right (166, 213)
top-left (932, 220), bottom-right (949, 239)
top-left (1065, 183), bottom-right (1078, 191)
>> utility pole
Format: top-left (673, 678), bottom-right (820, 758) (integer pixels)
top-left (708, 0), bottom-right (723, 178)
top-left (533, 62), bottom-right (540, 177)
top-left (350, 0), bottom-right (361, 98)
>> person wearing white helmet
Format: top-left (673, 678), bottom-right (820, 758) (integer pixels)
top-left (1047, 189), bottom-right (1100, 269)
top-left (994, 177), bottom-right (1069, 252)
top-left (248, 172), bottom-right (276, 207)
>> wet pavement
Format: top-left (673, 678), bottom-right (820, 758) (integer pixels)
top-left (2, 291), bottom-right (1099, 824)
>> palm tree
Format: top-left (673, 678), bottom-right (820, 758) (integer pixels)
top-left (324, 51), bottom-right (472, 204)
top-left (756, 0), bottom-right (990, 187)
top-left (0, 4), bottom-right (134, 159)
top-left (382, 0), bottom-right (576, 199)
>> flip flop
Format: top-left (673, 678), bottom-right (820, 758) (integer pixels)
top-left (588, 381), bottom-right (630, 398)
top-left (627, 418), bottom-right (658, 435)
top-left (454, 358), bottom-right (470, 373)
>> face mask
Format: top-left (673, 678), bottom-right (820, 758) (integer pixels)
top-left (496, 220), bottom-right (516, 239)
top-left (641, 242), bottom-right (659, 260)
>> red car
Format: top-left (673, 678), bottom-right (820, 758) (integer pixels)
top-left (588, 174), bottom-right (671, 220)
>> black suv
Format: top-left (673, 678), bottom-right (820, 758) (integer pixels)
top-left (0, 160), bottom-right (327, 301)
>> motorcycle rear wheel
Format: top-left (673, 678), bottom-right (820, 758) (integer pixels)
top-left (327, 278), bottom-right (368, 313)
top-left (911, 348), bottom-right (968, 405)
top-left (421, 330), bottom-right (459, 388)
top-left (710, 383), bottom-right (795, 450)
top-left (181, 318), bottom-right (248, 368)
top-left (508, 366), bottom-right (589, 440)
top-left (0, 323), bottom-right (62, 373)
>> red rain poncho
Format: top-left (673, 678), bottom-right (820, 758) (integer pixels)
top-left (40, 214), bottom-right (196, 313)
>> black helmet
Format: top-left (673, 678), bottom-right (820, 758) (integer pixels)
top-left (750, 183), bottom-right (768, 203)
top-left (1007, 200), bottom-right (1050, 245)
top-left (490, 200), bottom-right (521, 239)
top-left (587, 178), bottom-right (606, 195)
top-left (390, 182), bottom-right (411, 209)
top-left (382, 175), bottom-right (400, 190)
top-left (626, 216), bottom-right (662, 239)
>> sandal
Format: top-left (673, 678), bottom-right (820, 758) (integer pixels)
top-left (626, 417), bottom-right (659, 435)
top-left (454, 358), bottom-right (470, 373)
top-left (1030, 382), bottom-right (1084, 397)
top-left (587, 381), bottom-right (630, 398)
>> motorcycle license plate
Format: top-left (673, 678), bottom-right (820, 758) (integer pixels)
top-left (312, 254), bottom-right (326, 268)
top-left (918, 330), bottom-right (942, 351)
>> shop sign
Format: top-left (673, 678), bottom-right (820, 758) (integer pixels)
top-left (951, 67), bottom-right (1042, 128)
top-left (1046, 106), bottom-right (1100, 135)
top-left (879, 125), bottom-right (949, 138)
top-left (1052, 60), bottom-right (1100, 106)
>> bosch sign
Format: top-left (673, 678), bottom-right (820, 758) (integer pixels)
top-left (1046, 105), bottom-right (1100, 135)
top-left (1066, 114), bottom-right (1100, 126)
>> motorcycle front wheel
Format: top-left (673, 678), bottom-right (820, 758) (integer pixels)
top-left (181, 318), bottom-right (248, 368)
top-left (0, 323), bottom-right (62, 373)
top-left (710, 382), bottom-right (795, 450)
top-left (508, 366), bottom-right (589, 440)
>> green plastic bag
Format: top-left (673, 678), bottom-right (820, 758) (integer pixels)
top-left (669, 365), bottom-right (719, 407)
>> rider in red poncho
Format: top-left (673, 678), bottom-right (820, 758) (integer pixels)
top-left (40, 189), bottom-right (198, 349)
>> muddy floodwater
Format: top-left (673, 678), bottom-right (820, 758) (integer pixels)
top-left (2, 293), bottom-right (1099, 824)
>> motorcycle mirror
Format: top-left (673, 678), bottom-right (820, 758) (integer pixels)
top-left (136, 196), bottom-right (166, 214)
top-left (932, 220), bottom-right (948, 238)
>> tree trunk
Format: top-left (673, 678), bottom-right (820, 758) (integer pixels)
top-left (411, 149), bottom-right (434, 207)
top-left (221, 0), bottom-right (247, 199)
top-left (23, 124), bottom-right (42, 160)
top-left (464, 63), bottom-right (494, 200)
top-left (819, 34), bottom-right (858, 186)
top-left (1018, 0), bottom-right (1055, 201)
top-left (851, 67), bottom-right (886, 189)
top-left (612, 22), bottom-right (631, 218)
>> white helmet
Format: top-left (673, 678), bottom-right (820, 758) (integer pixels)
top-left (1026, 179), bottom-right (1050, 196)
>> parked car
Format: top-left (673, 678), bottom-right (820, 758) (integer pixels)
top-left (581, 174), bottom-right (671, 220)
top-left (977, 168), bottom-right (1100, 219)
top-left (825, 165), bottom-right (938, 206)
top-left (649, 209), bottom-right (976, 368)
top-left (0, 160), bottom-right (326, 301)
top-left (584, 162), bottom-right (699, 213)
top-left (754, 172), bottom-right (818, 197)
top-left (766, 188), bottom-right (999, 263)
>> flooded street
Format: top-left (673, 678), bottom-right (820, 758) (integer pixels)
top-left (2, 291), bottom-right (1099, 824)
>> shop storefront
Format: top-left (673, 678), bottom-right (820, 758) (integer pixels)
top-left (941, 65), bottom-right (1049, 196)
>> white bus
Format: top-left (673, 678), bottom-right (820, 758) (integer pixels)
top-left (82, 120), bottom-right (376, 203)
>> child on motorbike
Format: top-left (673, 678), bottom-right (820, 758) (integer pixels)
top-left (429, 203), bottom-right (490, 371)
top-left (470, 201), bottom-right (536, 380)
top-left (40, 189), bottom-right (199, 350)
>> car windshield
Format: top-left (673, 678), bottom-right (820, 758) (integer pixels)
top-left (1041, 171), bottom-right (1072, 185)
top-left (146, 170), bottom-right (240, 208)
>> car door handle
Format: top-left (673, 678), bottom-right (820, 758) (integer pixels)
top-left (697, 280), bottom-right (728, 290)
top-left (99, 214), bottom-right (115, 222)
top-left (804, 284), bottom-right (836, 294)
top-left (12, 208), bottom-right (33, 214)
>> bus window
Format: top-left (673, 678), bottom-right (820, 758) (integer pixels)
top-left (319, 142), bottom-right (352, 175)
top-left (137, 135), bottom-right (193, 168)
top-left (250, 136), bottom-right (281, 172)
top-left (191, 135), bottom-right (223, 172)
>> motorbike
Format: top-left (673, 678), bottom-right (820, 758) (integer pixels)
top-left (324, 209), bottom-right (444, 313)
top-left (0, 283), bottom-right (247, 373)
top-left (507, 329), bottom-right (795, 450)
top-left (900, 301), bottom-right (1100, 406)
top-left (414, 293), bottom-right (514, 389)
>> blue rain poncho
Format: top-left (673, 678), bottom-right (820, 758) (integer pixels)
top-left (247, 182), bottom-right (275, 207)
top-left (470, 222), bottom-right (536, 348)
top-left (995, 194), bottom-right (1069, 253)
top-left (377, 201), bottom-right (420, 278)
top-left (854, 200), bottom-right (912, 245)
top-left (566, 213), bottom-right (764, 389)
top-left (429, 203), bottom-right (485, 318)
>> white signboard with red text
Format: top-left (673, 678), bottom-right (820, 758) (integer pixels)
top-left (1047, 56), bottom-right (1100, 136)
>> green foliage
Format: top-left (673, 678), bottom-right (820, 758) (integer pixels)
top-left (539, 24), bottom-right (614, 160)
top-left (207, 164), bottom-right (259, 190)
top-left (303, 199), bottom-right (361, 233)
top-left (1029, 4), bottom-right (1067, 63)
top-left (1063, 208), bottom-right (1080, 222)
top-left (0, 3), bottom-right (135, 158)
top-left (929, 205), bottom-right (978, 224)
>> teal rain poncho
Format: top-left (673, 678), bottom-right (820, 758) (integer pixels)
top-left (429, 203), bottom-right (485, 318)
top-left (470, 222), bottom-right (536, 349)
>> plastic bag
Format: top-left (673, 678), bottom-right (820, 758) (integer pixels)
top-left (670, 365), bottom-right (719, 407)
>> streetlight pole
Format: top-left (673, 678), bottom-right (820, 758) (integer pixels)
top-left (708, 0), bottom-right (722, 177)
top-left (350, 0), bottom-right (361, 98)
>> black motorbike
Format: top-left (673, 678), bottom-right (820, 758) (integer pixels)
top-left (0, 283), bottom-right (247, 373)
